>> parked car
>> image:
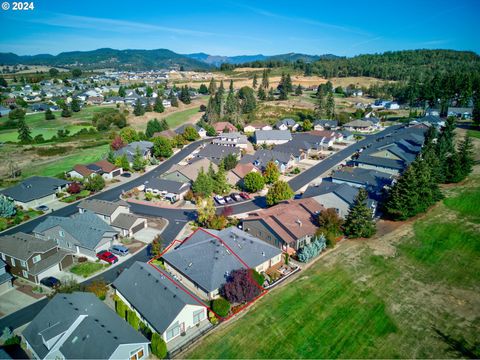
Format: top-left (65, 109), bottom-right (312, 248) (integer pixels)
top-left (294, 193), bottom-right (302, 199)
top-left (36, 205), bottom-right (49, 212)
top-left (121, 172), bottom-right (131, 178)
top-left (230, 193), bottom-right (242, 201)
top-left (214, 195), bottom-right (226, 205)
top-left (224, 196), bottom-right (235, 203)
top-left (96, 250), bottom-right (118, 264)
top-left (239, 192), bottom-right (251, 200)
top-left (110, 244), bottom-right (129, 257)
top-left (40, 276), bottom-right (61, 288)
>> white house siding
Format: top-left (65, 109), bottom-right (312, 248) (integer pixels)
top-left (332, 179), bottom-right (363, 188)
top-left (254, 253), bottom-right (282, 273)
top-left (17, 193), bottom-right (57, 209)
top-left (67, 170), bottom-right (87, 179)
top-left (371, 150), bottom-right (401, 160)
top-left (109, 343), bottom-right (150, 360)
top-left (255, 139), bottom-right (290, 146)
top-left (313, 193), bottom-right (350, 219)
top-left (163, 304), bottom-right (207, 343)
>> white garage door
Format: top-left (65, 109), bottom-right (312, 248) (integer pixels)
top-left (38, 264), bottom-right (61, 281)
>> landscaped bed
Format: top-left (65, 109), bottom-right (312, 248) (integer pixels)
top-left (69, 261), bottom-right (108, 278)
top-left (60, 190), bottom-right (91, 203)
top-left (0, 208), bottom-right (44, 231)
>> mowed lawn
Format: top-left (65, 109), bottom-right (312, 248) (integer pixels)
top-left (164, 107), bottom-right (201, 128)
top-left (187, 174), bottom-right (480, 358)
top-left (23, 144), bottom-right (109, 178)
top-left (0, 105), bottom-right (112, 142)
top-left (188, 269), bottom-right (397, 358)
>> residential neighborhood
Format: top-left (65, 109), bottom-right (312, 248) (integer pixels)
top-left (0, 3), bottom-right (479, 359)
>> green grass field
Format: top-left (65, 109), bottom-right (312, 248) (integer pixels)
top-left (0, 106), bottom-right (112, 143)
top-left (186, 173), bottom-right (480, 358)
top-left (467, 129), bottom-right (480, 139)
top-left (164, 107), bottom-right (201, 128)
top-left (23, 144), bottom-right (109, 178)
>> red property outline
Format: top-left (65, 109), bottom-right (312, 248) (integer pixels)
top-left (147, 228), bottom-right (271, 321)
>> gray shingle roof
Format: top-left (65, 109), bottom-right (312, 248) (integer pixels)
top-left (0, 176), bottom-right (69, 203)
top-left (303, 182), bottom-right (359, 206)
top-left (162, 227), bottom-right (281, 293)
top-left (113, 262), bottom-right (201, 334)
top-left (0, 233), bottom-right (56, 261)
top-left (33, 211), bottom-right (118, 251)
top-left (313, 119), bottom-right (338, 128)
top-left (111, 213), bottom-right (143, 230)
top-left (196, 144), bottom-right (241, 163)
top-left (353, 154), bottom-right (406, 170)
top-left (114, 141), bottom-right (153, 162)
top-left (332, 167), bottom-right (393, 191)
top-left (240, 149), bottom-right (292, 171)
top-left (77, 199), bottom-right (129, 217)
top-left (23, 292), bottom-right (148, 360)
top-left (254, 130), bottom-right (292, 142)
top-left (145, 178), bottom-right (190, 194)
top-left (344, 119), bottom-right (373, 128)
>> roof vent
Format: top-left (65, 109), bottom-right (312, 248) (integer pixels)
top-left (262, 251), bottom-right (265, 257)
top-left (74, 307), bottom-right (79, 311)
top-left (188, 262), bottom-right (192, 267)
top-left (113, 336), bottom-right (118, 340)
top-left (107, 330), bottom-right (111, 334)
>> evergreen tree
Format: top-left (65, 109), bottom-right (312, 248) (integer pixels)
top-left (192, 168), bottom-right (214, 196)
top-left (133, 99), bottom-right (145, 116)
top-left (261, 69), bottom-right (269, 89)
top-left (118, 86), bottom-right (126, 97)
top-left (302, 119), bottom-right (313, 131)
top-left (315, 86), bottom-right (325, 116)
top-left (71, 98), bottom-right (81, 112)
top-left (153, 97), bottom-right (165, 113)
top-left (225, 88), bottom-right (239, 122)
top-left (472, 91), bottom-right (480, 127)
top-left (457, 134), bottom-right (474, 180)
top-left (198, 83), bottom-right (209, 94)
top-left (326, 91), bottom-right (335, 119)
top-left (267, 88), bottom-right (275, 101)
top-left (17, 118), bottom-right (32, 143)
top-left (107, 149), bottom-right (116, 163)
top-left (0, 195), bottom-right (16, 218)
top-left (266, 181), bottom-right (294, 206)
top-left (295, 84), bottom-right (303, 96)
top-left (146, 119), bottom-right (162, 138)
top-left (285, 74), bottom-right (293, 93)
top-left (279, 86), bottom-right (288, 101)
top-left (444, 151), bottom-right (463, 183)
top-left (229, 80), bottom-right (234, 93)
top-left (115, 154), bottom-right (130, 171)
top-left (45, 108), bottom-right (55, 120)
top-left (237, 86), bottom-right (257, 114)
top-left (153, 136), bottom-right (173, 158)
top-left (61, 105), bottom-right (72, 118)
top-left (343, 188), bottom-right (376, 238)
top-left (132, 146), bottom-right (146, 171)
top-left (263, 161), bottom-right (280, 184)
top-left (169, 90), bottom-right (179, 107)
top-left (208, 78), bottom-right (217, 95)
top-left (213, 162), bottom-right (229, 194)
top-left (252, 73), bottom-right (258, 89)
top-left (257, 87), bottom-right (266, 101)
top-left (179, 85), bottom-right (191, 104)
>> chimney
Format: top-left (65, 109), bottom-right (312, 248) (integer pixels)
top-left (296, 219), bottom-right (302, 227)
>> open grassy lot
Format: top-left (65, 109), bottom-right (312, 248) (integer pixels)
top-left (0, 105), bottom-right (112, 143)
top-left (22, 143), bottom-right (109, 178)
top-left (186, 171), bottom-right (480, 358)
top-left (467, 129), bottom-right (480, 139)
top-left (69, 261), bottom-right (108, 278)
top-left (164, 107), bottom-right (201, 128)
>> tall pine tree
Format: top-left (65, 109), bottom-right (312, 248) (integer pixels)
top-left (343, 188), bottom-right (376, 238)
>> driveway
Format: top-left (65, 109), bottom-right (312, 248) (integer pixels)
top-left (134, 227), bottom-right (163, 243)
top-left (0, 288), bottom-right (37, 318)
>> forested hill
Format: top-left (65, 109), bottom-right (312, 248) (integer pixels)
top-left (0, 48), bottom-right (212, 71)
top-left (308, 49), bottom-right (480, 81)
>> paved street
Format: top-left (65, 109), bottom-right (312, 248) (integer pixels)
top-left (0, 125), bottom-right (403, 330)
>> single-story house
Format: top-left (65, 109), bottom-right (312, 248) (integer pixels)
top-left (212, 132), bottom-right (249, 149)
top-left (0, 176), bottom-right (70, 209)
top-left (195, 144), bottom-right (241, 165)
top-left (411, 115), bottom-right (445, 129)
top-left (67, 160), bottom-right (122, 180)
top-left (114, 141), bottom-right (153, 165)
top-left (175, 124), bottom-right (207, 138)
top-left (242, 198), bottom-right (325, 253)
top-left (33, 211), bottom-right (119, 258)
top-left (0, 258), bottom-right (14, 294)
top-left (0, 233), bottom-right (73, 284)
top-left (275, 118), bottom-right (298, 131)
top-left (212, 122), bottom-right (237, 134)
top-left (144, 178), bottom-right (190, 202)
top-left (240, 149), bottom-right (295, 173)
top-left (343, 119), bottom-right (374, 132)
top-left (162, 227), bottom-right (282, 300)
top-left (23, 292), bottom-right (149, 360)
top-left (340, 130), bottom-right (354, 141)
top-left (352, 154), bottom-right (406, 175)
top-left (313, 119), bottom-right (338, 131)
top-left (331, 167), bottom-right (394, 198)
top-left (163, 158), bottom-right (218, 183)
top-left (113, 262), bottom-right (209, 344)
top-left (303, 181), bottom-right (376, 219)
top-left (227, 163), bottom-right (259, 186)
top-left (243, 125), bottom-right (257, 133)
top-left (78, 199), bottom-right (147, 237)
top-left (254, 130), bottom-right (292, 145)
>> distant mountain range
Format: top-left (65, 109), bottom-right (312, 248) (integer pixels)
top-left (184, 52), bottom-right (339, 66)
top-left (0, 48), bottom-right (338, 70)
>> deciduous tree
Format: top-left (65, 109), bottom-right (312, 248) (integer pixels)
top-left (263, 161), bottom-right (280, 184)
top-left (243, 171), bottom-right (265, 193)
top-left (266, 181), bottom-right (293, 206)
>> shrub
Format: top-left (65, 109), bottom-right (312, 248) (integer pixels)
top-left (0, 194), bottom-right (16, 218)
top-left (115, 295), bottom-right (128, 320)
top-left (127, 309), bottom-right (140, 330)
top-left (297, 235), bottom-right (327, 262)
top-left (85, 279), bottom-right (108, 300)
top-left (208, 311), bottom-right (219, 325)
top-left (212, 297), bottom-right (231, 317)
top-left (220, 268), bottom-right (261, 304)
top-left (67, 182), bottom-right (81, 194)
top-left (139, 322), bottom-right (152, 340)
top-left (250, 269), bottom-right (265, 287)
top-left (78, 257), bottom-right (88, 263)
top-left (151, 332), bottom-right (168, 359)
top-left (145, 192), bottom-right (153, 201)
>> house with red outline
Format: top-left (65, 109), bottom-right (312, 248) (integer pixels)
top-left (161, 227), bottom-right (282, 301)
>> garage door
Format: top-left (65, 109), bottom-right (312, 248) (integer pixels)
top-left (38, 264), bottom-right (61, 281)
top-left (131, 221), bottom-right (146, 234)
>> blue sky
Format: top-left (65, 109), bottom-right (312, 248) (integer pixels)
top-left (1, 0), bottom-right (478, 56)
